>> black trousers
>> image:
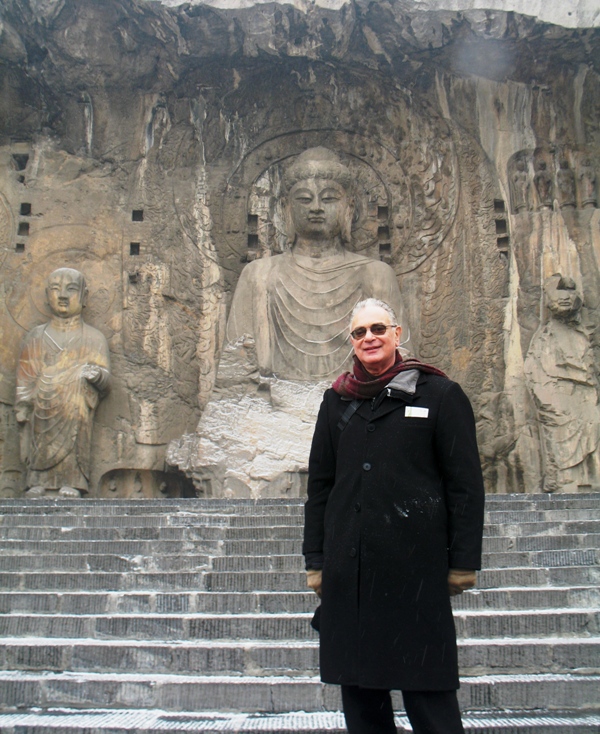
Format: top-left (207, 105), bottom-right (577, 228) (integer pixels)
top-left (341, 685), bottom-right (465, 734)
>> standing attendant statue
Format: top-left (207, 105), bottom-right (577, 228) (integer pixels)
top-left (534, 160), bottom-right (554, 209)
top-left (524, 275), bottom-right (600, 492)
top-left (15, 268), bottom-right (110, 498)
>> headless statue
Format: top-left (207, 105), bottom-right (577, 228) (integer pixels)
top-left (15, 268), bottom-right (110, 498)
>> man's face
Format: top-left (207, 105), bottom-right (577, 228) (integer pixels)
top-left (46, 271), bottom-right (86, 318)
top-left (289, 178), bottom-right (349, 241)
top-left (350, 304), bottom-right (401, 376)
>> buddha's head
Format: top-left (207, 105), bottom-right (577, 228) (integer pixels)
top-left (46, 267), bottom-right (88, 319)
top-left (544, 274), bottom-right (582, 322)
top-left (283, 147), bottom-right (355, 245)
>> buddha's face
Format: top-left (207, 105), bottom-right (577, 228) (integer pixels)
top-left (547, 286), bottom-right (582, 318)
top-left (289, 178), bottom-right (350, 241)
top-left (46, 270), bottom-right (86, 318)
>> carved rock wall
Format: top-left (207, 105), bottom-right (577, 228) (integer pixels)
top-left (0, 0), bottom-right (599, 494)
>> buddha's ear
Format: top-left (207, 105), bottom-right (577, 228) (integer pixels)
top-left (283, 196), bottom-right (296, 247)
top-left (340, 196), bottom-right (354, 244)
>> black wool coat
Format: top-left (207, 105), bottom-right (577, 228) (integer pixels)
top-left (303, 372), bottom-right (485, 691)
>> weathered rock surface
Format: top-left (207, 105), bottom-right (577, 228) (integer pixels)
top-left (0, 0), bottom-right (599, 494)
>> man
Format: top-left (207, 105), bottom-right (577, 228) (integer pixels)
top-left (303, 298), bottom-right (485, 733)
top-left (15, 267), bottom-right (110, 497)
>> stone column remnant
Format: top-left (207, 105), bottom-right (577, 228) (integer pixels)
top-left (15, 268), bottom-right (111, 498)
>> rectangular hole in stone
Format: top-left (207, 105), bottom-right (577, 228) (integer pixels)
top-left (247, 234), bottom-right (259, 249)
top-left (379, 243), bottom-right (391, 257)
top-left (377, 206), bottom-right (389, 221)
top-left (494, 199), bottom-right (505, 213)
top-left (247, 214), bottom-right (258, 231)
top-left (18, 222), bottom-right (30, 236)
top-left (130, 242), bottom-right (140, 256)
top-left (132, 210), bottom-right (144, 222)
top-left (20, 203), bottom-right (31, 216)
top-left (378, 226), bottom-right (390, 241)
top-left (495, 219), bottom-right (507, 235)
top-left (129, 272), bottom-right (140, 284)
top-left (15, 242), bottom-right (25, 253)
top-left (497, 236), bottom-right (509, 249)
top-left (12, 154), bottom-right (29, 171)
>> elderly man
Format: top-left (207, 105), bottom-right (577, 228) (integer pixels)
top-left (303, 298), bottom-right (485, 734)
top-left (15, 267), bottom-right (110, 497)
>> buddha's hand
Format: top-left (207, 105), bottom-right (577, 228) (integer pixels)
top-left (448, 569), bottom-right (476, 596)
top-left (81, 364), bottom-right (102, 383)
top-left (306, 570), bottom-right (322, 598)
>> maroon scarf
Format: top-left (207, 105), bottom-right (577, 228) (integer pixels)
top-left (332, 352), bottom-right (447, 400)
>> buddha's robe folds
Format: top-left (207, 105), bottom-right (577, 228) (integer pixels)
top-left (226, 250), bottom-right (404, 380)
top-left (16, 323), bottom-right (110, 491)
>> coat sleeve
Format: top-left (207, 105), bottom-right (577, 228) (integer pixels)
top-left (434, 381), bottom-right (485, 570)
top-left (303, 391), bottom-right (338, 570)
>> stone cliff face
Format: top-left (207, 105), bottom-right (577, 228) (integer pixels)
top-left (0, 0), bottom-right (599, 495)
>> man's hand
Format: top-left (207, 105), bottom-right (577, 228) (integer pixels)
top-left (448, 568), bottom-right (476, 596)
top-left (306, 569), bottom-right (322, 598)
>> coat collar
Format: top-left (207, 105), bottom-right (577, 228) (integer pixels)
top-left (353, 371), bottom-right (429, 421)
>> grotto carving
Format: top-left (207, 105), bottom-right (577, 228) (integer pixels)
top-left (225, 147), bottom-right (404, 381)
top-left (524, 275), bottom-right (600, 493)
top-left (168, 147), bottom-right (405, 497)
top-left (15, 268), bottom-right (110, 498)
top-left (509, 150), bottom-right (598, 212)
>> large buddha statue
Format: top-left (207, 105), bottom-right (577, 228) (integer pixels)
top-left (168, 147), bottom-right (405, 497)
top-left (225, 147), bottom-right (404, 380)
top-left (15, 268), bottom-right (110, 498)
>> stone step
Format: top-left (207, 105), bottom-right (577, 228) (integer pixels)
top-left (0, 708), bottom-right (599, 734)
top-left (0, 671), bottom-right (597, 713)
top-left (0, 572), bottom-right (208, 591)
top-left (207, 549), bottom-right (600, 573)
top-left (0, 554), bottom-right (210, 573)
top-left (0, 591), bottom-right (318, 615)
top-left (0, 526), bottom-right (227, 541)
top-left (0, 494), bottom-right (598, 514)
top-left (2, 509), bottom-right (598, 530)
top-left (2, 566), bottom-right (598, 593)
top-left (1, 586), bottom-right (597, 616)
top-left (203, 565), bottom-right (600, 592)
top-left (1, 637), bottom-right (598, 677)
top-left (482, 535), bottom-right (600, 552)
top-left (0, 609), bottom-right (596, 641)
top-left (0, 540), bottom-right (222, 555)
top-left (1, 520), bottom-right (598, 543)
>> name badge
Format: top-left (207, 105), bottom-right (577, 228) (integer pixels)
top-left (405, 406), bottom-right (429, 418)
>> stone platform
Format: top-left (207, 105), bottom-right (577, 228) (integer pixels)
top-left (0, 494), bottom-right (598, 733)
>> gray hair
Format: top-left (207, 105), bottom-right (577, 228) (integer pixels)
top-left (351, 298), bottom-right (397, 326)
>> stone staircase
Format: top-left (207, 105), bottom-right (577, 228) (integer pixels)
top-left (0, 494), bottom-right (598, 733)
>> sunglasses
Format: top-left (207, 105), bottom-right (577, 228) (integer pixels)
top-left (350, 323), bottom-right (397, 340)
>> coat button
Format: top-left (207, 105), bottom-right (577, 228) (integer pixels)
top-left (363, 462), bottom-right (371, 471)
top-left (349, 548), bottom-right (357, 558)
top-left (354, 502), bottom-right (361, 512)
top-left (367, 424), bottom-right (375, 432)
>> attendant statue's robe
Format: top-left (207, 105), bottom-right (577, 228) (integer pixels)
top-left (16, 321), bottom-right (110, 492)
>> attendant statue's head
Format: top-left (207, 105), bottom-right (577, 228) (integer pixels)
top-left (46, 268), bottom-right (88, 320)
top-left (545, 274), bottom-right (582, 323)
top-left (349, 298), bottom-right (402, 376)
top-left (283, 147), bottom-right (355, 247)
